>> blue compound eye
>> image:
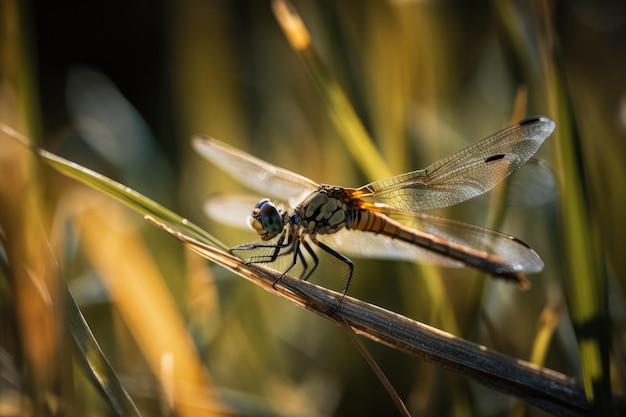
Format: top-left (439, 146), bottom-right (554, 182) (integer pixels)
top-left (256, 200), bottom-right (283, 235)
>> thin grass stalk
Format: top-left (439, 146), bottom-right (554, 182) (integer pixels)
top-left (272, 0), bottom-right (392, 181)
top-left (537, 1), bottom-right (612, 414)
top-left (66, 286), bottom-right (142, 417)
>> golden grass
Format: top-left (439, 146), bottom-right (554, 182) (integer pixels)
top-left (1, 0), bottom-right (624, 415)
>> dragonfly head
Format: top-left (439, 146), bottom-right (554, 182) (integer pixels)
top-left (248, 198), bottom-right (285, 240)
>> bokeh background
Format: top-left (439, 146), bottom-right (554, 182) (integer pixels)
top-left (1, 0), bottom-right (625, 416)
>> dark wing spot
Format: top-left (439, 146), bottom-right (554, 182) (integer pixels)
top-left (485, 154), bottom-right (506, 163)
top-left (518, 115), bottom-right (541, 126)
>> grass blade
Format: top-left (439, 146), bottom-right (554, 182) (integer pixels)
top-left (66, 286), bottom-right (142, 417)
top-left (1, 123), bottom-right (227, 416)
top-left (536, 3), bottom-right (613, 413)
top-left (146, 216), bottom-right (626, 417)
top-left (272, 0), bottom-right (392, 180)
top-left (0, 123), bottom-right (227, 252)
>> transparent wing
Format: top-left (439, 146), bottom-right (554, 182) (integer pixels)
top-left (356, 116), bottom-right (555, 212)
top-left (193, 136), bottom-right (318, 204)
top-left (203, 194), bottom-right (261, 229)
top-left (319, 209), bottom-right (543, 273)
top-left (503, 158), bottom-right (555, 207)
top-left (463, 158), bottom-right (556, 207)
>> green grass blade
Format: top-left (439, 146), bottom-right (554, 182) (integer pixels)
top-left (40, 148), bottom-right (227, 250)
top-left (272, 0), bottom-right (392, 180)
top-left (0, 123), bottom-right (227, 251)
top-left (538, 5), bottom-right (612, 413)
top-left (66, 286), bottom-right (142, 417)
top-left (551, 100), bottom-right (610, 412)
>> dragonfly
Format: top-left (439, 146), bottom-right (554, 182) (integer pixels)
top-left (193, 116), bottom-right (555, 304)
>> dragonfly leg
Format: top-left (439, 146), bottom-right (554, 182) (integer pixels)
top-left (247, 247), bottom-right (281, 265)
top-left (300, 237), bottom-right (319, 281)
top-left (312, 239), bottom-right (354, 314)
top-left (232, 232), bottom-right (289, 264)
top-left (231, 232), bottom-right (319, 288)
top-left (272, 238), bottom-right (302, 289)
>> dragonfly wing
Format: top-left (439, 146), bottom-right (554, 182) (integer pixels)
top-left (203, 194), bottom-right (261, 229)
top-left (503, 158), bottom-right (556, 207)
top-left (316, 228), bottom-right (466, 268)
top-left (357, 116), bottom-right (555, 212)
top-left (193, 136), bottom-right (318, 202)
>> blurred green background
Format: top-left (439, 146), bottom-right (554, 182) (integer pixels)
top-left (1, 0), bottom-right (625, 416)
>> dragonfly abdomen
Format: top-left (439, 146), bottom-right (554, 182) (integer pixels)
top-left (348, 209), bottom-right (529, 288)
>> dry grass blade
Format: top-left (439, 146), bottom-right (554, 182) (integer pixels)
top-left (338, 319), bottom-right (412, 417)
top-left (145, 216), bottom-right (626, 417)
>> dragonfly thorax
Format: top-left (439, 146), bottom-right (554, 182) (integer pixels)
top-left (297, 187), bottom-right (350, 236)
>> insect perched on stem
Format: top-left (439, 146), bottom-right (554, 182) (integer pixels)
top-left (194, 116), bottom-right (555, 309)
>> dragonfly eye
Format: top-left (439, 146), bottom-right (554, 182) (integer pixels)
top-left (254, 198), bottom-right (270, 209)
top-left (256, 199), bottom-right (284, 235)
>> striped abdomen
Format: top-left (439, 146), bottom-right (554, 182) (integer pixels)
top-left (346, 209), bottom-right (528, 288)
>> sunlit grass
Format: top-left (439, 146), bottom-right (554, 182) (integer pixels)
top-left (1, 0), bottom-right (624, 416)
